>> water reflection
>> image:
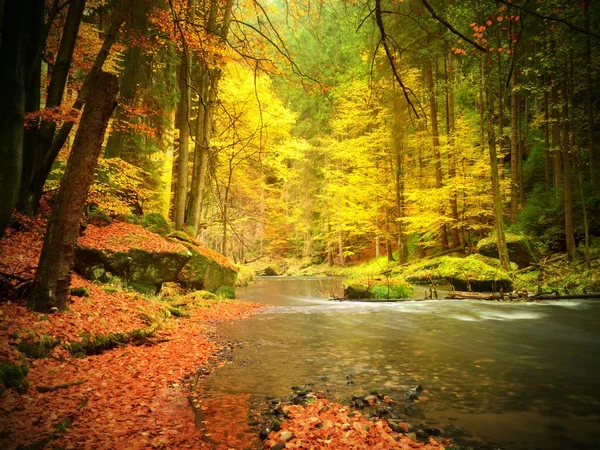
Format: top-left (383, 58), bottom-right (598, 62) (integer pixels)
top-left (203, 277), bottom-right (600, 449)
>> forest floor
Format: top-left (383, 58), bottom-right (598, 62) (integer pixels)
top-left (0, 212), bottom-right (264, 449)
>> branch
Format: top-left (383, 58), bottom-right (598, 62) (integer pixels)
top-left (419, 0), bottom-right (487, 52)
top-left (494, 0), bottom-right (600, 39)
top-left (374, 0), bottom-right (420, 118)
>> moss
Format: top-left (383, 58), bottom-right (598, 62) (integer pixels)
top-left (369, 283), bottom-right (412, 299)
top-left (68, 326), bottom-right (158, 357)
top-left (88, 208), bottom-right (113, 226)
top-left (116, 214), bottom-right (140, 224)
top-left (17, 334), bottom-right (59, 358)
top-left (236, 265), bottom-right (254, 287)
top-left (141, 212), bottom-right (171, 236)
top-left (69, 287), bottom-right (90, 297)
top-left (168, 230), bottom-right (193, 244)
top-left (0, 360), bottom-right (29, 393)
top-left (102, 286), bottom-right (120, 294)
top-left (344, 283), bottom-right (368, 299)
top-left (189, 290), bottom-right (217, 300)
top-left (399, 256), bottom-right (512, 292)
top-left (215, 285), bottom-right (236, 299)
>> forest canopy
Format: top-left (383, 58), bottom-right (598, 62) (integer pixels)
top-left (1, 0), bottom-right (599, 283)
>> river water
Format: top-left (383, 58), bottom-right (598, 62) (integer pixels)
top-left (202, 276), bottom-right (600, 449)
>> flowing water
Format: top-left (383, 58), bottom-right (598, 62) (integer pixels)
top-left (202, 276), bottom-right (600, 449)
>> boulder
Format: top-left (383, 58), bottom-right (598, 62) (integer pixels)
top-left (169, 232), bottom-right (237, 293)
top-left (400, 256), bottom-right (512, 292)
top-left (76, 222), bottom-right (190, 294)
top-left (477, 232), bottom-right (539, 268)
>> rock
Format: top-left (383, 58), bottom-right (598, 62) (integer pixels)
top-left (280, 430), bottom-right (293, 442)
top-left (271, 444), bottom-right (285, 450)
top-left (259, 426), bottom-right (271, 439)
top-left (76, 223), bottom-right (190, 294)
top-left (477, 232), bottom-right (539, 268)
top-left (345, 283), bottom-right (368, 299)
top-left (423, 427), bottom-right (441, 436)
top-left (363, 394), bottom-right (379, 404)
top-left (406, 432), bottom-right (418, 441)
top-left (404, 405), bottom-right (423, 418)
top-left (401, 255), bottom-right (513, 292)
top-left (263, 266), bottom-right (279, 276)
top-left (170, 233), bottom-right (237, 294)
top-left (387, 421), bottom-right (405, 433)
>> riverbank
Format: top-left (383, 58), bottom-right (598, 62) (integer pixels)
top-left (0, 214), bottom-right (263, 449)
top-left (246, 252), bottom-right (600, 298)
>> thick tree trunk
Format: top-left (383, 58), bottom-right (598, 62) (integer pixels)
top-left (29, 71), bottom-right (118, 312)
top-left (585, 0), bottom-right (596, 186)
top-left (0, 1), bottom-right (27, 237)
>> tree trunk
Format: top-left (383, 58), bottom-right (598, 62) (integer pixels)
top-left (189, 0), bottom-right (233, 234)
top-left (17, 0), bottom-right (45, 215)
top-left (104, 1), bottom-right (149, 159)
top-left (543, 85), bottom-right (551, 192)
top-left (551, 81), bottom-right (562, 190)
top-left (26, 0), bottom-right (130, 213)
top-left (425, 59), bottom-right (449, 250)
top-left (510, 73), bottom-right (519, 223)
top-left (29, 71), bottom-right (118, 312)
top-left (173, 0), bottom-right (197, 230)
top-left (562, 76), bottom-right (576, 261)
top-left (486, 72), bottom-right (510, 272)
top-left (585, 0), bottom-right (596, 186)
top-left (337, 218), bottom-right (345, 266)
top-left (30, 0), bottom-right (86, 207)
top-left (0, 1), bottom-right (27, 237)
top-left (445, 53), bottom-right (461, 248)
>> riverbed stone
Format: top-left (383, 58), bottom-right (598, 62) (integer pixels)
top-left (280, 430), bottom-right (293, 442)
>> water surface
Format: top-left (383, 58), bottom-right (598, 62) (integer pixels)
top-left (203, 276), bottom-right (600, 449)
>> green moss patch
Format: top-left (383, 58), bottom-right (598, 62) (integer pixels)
top-left (0, 360), bottom-right (29, 393)
top-left (399, 255), bottom-right (512, 292)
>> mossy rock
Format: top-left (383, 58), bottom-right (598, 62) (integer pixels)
top-left (344, 283), bottom-right (369, 299)
top-left (215, 285), bottom-right (236, 299)
top-left (477, 232), bottom-right (539, 269)
top-left (469, 254), bottom-right (519, 271)
top-left (75, 246), bottom-right (189, 294)
top-left (176, 242), bottom-right (237, 293)
top-left (0, 360), bottom-right (29, 393)
top-left (263, 266), bottom-right (279, 276)
top-left (141, 213), bottom-right (172, 236)
top-left (369, 283), bottom-right (413, 299)
top-left (400, 256), bottom-right (512, 292)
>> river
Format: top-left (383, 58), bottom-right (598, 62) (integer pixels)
top-left (202, 276), bottom-right (600, 449)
